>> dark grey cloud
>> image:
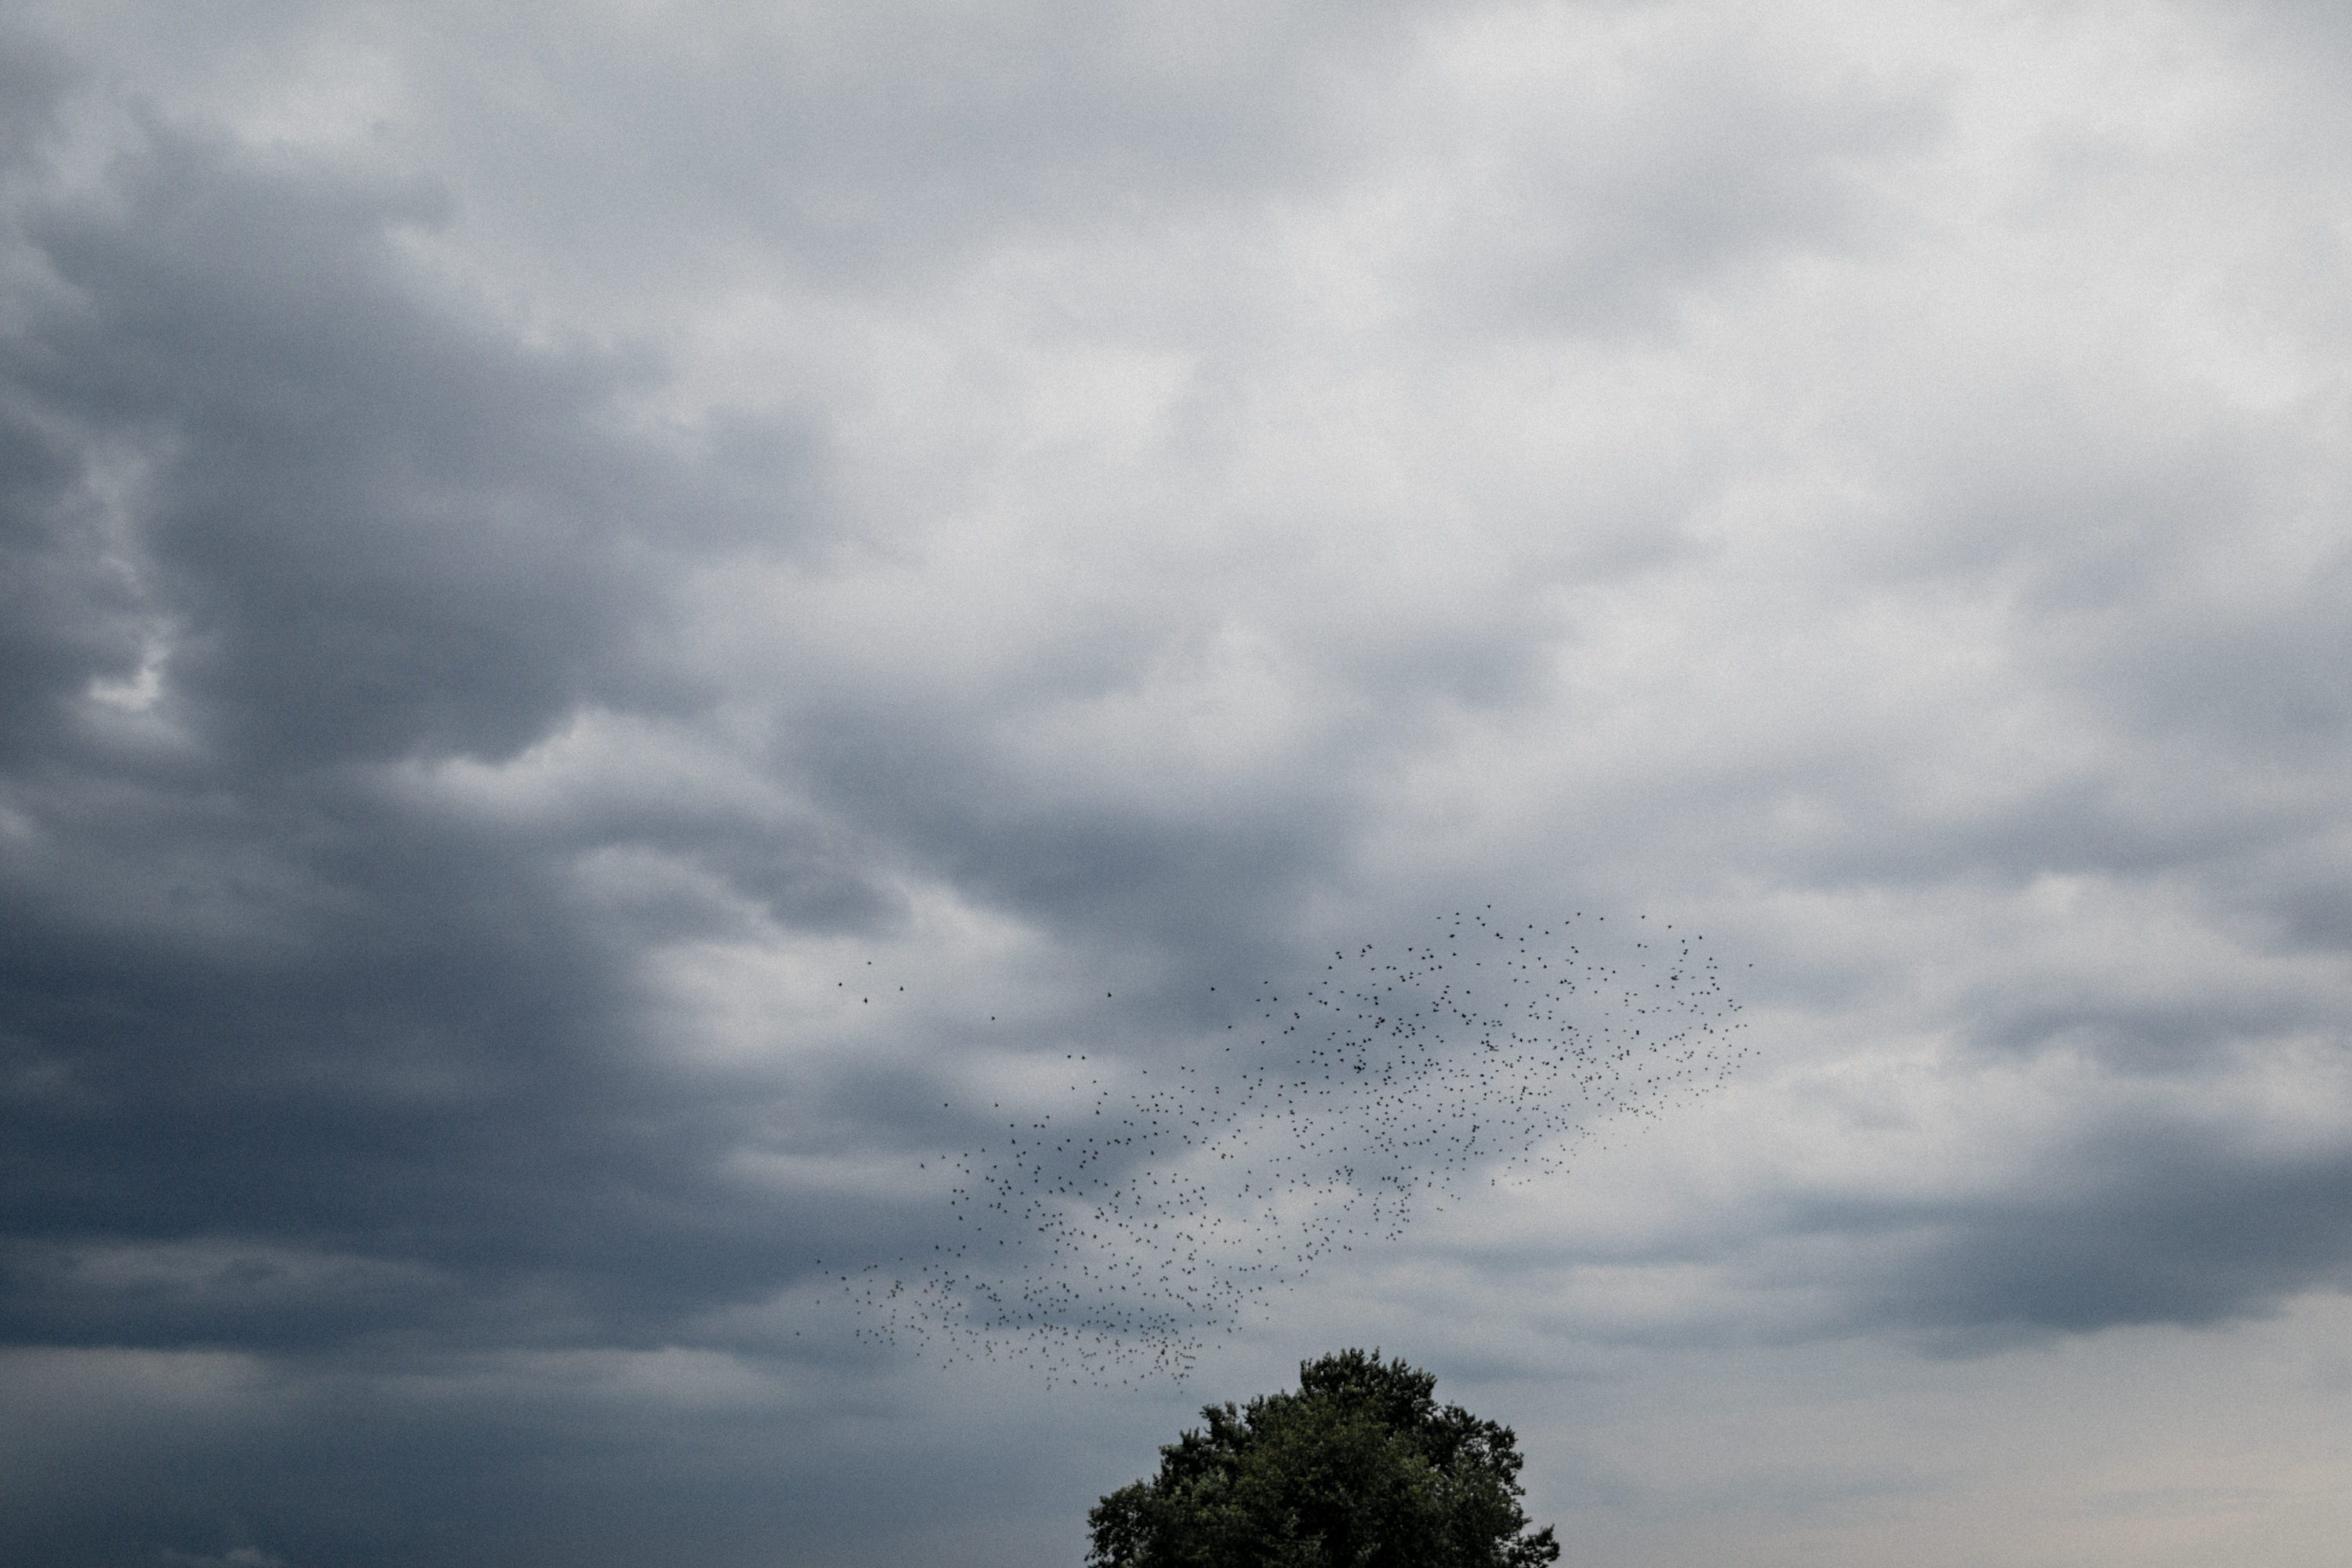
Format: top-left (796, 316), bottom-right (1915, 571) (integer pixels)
top-left (0, 33), bottom-right (1406, 1385)
top-left (17, 140), bottom-right (652, 767)
top-left (0, 1341), bottom-right (1172, 1568)
top-left (0, 70), bottom-right (862, 1363)
top-left (1787, 1116), bottom-right (2352, 1345)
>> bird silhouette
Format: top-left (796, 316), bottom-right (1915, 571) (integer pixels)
top-left (829, 909), bottom-right (1748, 1385)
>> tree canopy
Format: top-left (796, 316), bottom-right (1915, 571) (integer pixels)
top-left (1087, 1348), bottom-right (1562, 1568)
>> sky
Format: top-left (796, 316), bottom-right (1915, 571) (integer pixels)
top-left (4, 2), bottom-right (2352, 1564)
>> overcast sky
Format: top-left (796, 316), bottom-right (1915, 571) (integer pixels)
top-left (6, 2), bottom-right (2352, 1565)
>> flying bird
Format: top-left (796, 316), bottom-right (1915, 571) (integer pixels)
top-left (833, 909), bottom-right (1748, 1384)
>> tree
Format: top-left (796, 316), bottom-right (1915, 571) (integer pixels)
top-left (1087, 1348), bottom-right (1562, 1568)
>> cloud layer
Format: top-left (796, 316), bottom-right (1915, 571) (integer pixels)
top-left (5, 2), bottom-right (2352, 1564)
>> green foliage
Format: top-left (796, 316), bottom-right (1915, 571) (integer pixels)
top-left (1087, 1349), bottom-right (1562, 1568)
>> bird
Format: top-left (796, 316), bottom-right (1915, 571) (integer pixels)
top-left (830, 909), bottom-right (1749, 1385)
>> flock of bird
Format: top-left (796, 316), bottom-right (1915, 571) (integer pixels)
top-left (826, 910), bottom-right (1747, 1384)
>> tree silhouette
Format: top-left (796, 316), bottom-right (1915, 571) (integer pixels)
top-left (1087, 1348), bottom-right (1561, 1567)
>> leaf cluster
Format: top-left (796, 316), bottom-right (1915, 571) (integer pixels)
top-left (1087, 1349), bottom-right (1561, 1568)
